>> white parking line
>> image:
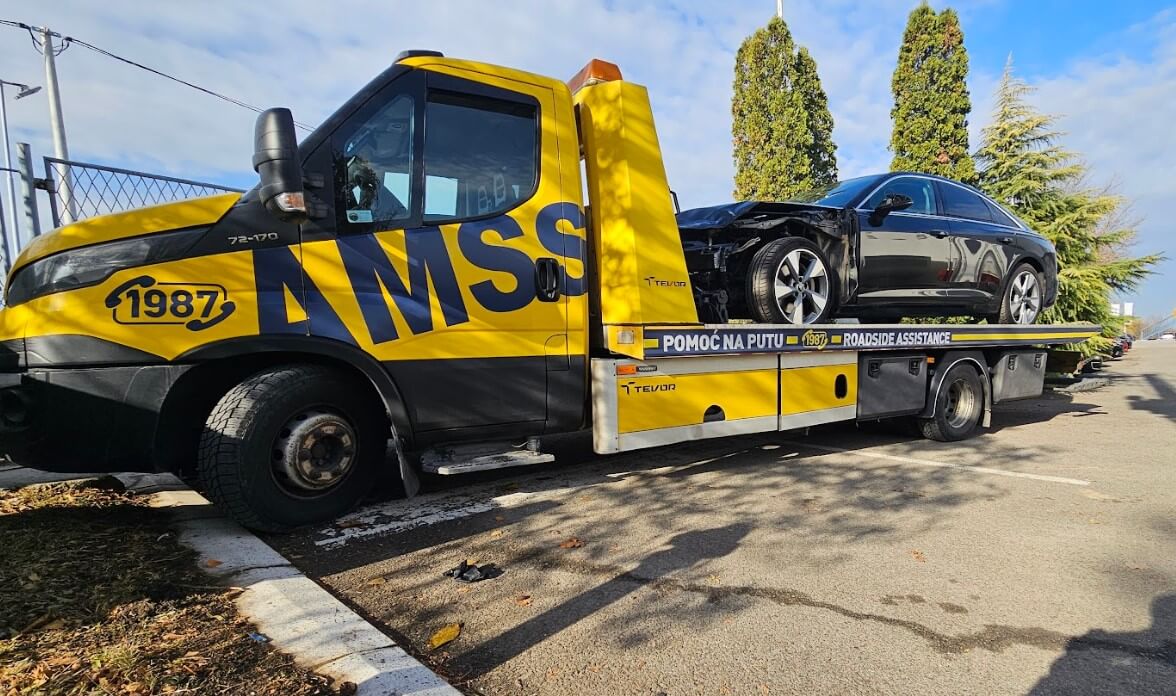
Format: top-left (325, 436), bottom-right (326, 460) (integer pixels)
top-left (785, 441), bottom-right (1091, 486)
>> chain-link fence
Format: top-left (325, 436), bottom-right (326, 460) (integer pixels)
top-left (42, 157), bottom-right (244, 227)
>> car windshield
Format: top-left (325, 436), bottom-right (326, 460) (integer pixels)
top-left (788, 175), bottom-right (882, 207)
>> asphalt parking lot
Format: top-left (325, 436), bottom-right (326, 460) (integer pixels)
top-left (273, 341), bottom-right (1176, 696)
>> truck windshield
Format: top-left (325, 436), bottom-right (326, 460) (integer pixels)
top-left (789, 175), bottom-right (882, 207)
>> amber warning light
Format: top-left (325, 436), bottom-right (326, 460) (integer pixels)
top-left (566, 59), bottom-right (623, 94)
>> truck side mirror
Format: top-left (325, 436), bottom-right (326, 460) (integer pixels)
top-left (252, 108), bottom-right (307, 224)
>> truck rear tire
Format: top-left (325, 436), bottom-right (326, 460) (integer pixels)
top-left (919, 363), bottom-right (984, 442)
top-left (746, 237), bottom-right (835, 325)
top-left (198, 365), bottom-right (386, 532)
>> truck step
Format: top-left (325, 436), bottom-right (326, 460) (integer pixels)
top-left (420, 442), bottom-right (554, 475)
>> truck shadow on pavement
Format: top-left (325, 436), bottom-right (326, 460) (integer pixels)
top-left (1028, 594), bottom-right (1176, 695)
top-left (449, 522), bottom-right (752, 679)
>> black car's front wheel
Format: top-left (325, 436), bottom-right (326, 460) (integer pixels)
top-left (746, 237), bottom-right (835, 325)
top-left (996, 263), bottom-right (1043, 324)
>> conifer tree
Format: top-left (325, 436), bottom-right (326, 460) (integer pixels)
top-left (794, 46), bottom-right (838, 188)
top-left (889, 4), bottom-right (975, 181)
top-left (732, 16), bottom-right (837, 199)
top-left (975, 59), bottom-right (1161, 347)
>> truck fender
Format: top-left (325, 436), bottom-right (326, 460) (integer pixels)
top-left (176, 336), bottom-right (420, 496)
top-left (918, 350), bottom-right (992, 428)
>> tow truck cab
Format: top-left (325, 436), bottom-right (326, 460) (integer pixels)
top-left (0, 53), bottom-right (1095, 531)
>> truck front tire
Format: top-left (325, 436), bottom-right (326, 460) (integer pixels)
top-left (198, 365), bottom-right (386, 532)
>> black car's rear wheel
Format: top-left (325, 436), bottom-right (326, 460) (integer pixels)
top-left (997, 263), bottom-right (1043, 324)
top-left (746, 237), bottom-right (835, 325)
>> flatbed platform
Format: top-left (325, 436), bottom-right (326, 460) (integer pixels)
top-left (612, 323), bottom-right (1098, 359)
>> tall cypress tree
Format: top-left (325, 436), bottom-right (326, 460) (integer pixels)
top-left (794, 46), bottom-right (838, 188)
top-left (975, 59), bottom-right (1161, 348)
top-left (889, 4), bottom-right (975, 181)
top-left (732, 16), bottom-right (837, 199)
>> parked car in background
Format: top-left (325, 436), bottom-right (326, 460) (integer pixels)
top-left (678, 172), bottom-right (1058, 326)
top-left (1160, 332), bottom-right (1175, 341)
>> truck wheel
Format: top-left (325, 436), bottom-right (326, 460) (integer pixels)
top-left (198, 365), bottom-right (386, 532)
top-left (997, 263), bottom-right (1043, 324)
top-left (919, 363), bottom-right (985, 442)
top-left (746, 237), bottom-right (835, 325)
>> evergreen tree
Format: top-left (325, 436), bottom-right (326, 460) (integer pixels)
top-left (889, 4), bottom-right (975, 181)
top-left (794, 46), bottom-right (838, 187)
top-left (731, 16), bottom-right (837, 199)
top-left (975, 59), bottom-right (1161, 348)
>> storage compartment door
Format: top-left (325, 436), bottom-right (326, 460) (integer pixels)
top-left (779, 353), bottom-right (858, 430)
top-left (991, 350), bottom-right (1047, 403)
top-left (592, 355), bottom-right (778, 454)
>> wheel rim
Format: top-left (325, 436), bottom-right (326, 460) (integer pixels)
top-left (272, 409), bottom-right (357, 495)
top-left (943, 378), bottom-right (979, 430)
top-left (772, 248), bottom-right (830, 324)
top-left (1008, 270), bottom-right (1041, 324)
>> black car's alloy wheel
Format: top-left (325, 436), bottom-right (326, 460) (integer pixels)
top-left (999, 264), bottom-right (1043, 324)
top-left (747, 237), bottom-right (835, 325)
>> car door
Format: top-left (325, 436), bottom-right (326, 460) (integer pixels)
top-left (855, 175), bottom-right (952, 305)
top-left (286, 67), bottom-right (576, 439)
top-left (937, 181), bottom-right (1015, 302)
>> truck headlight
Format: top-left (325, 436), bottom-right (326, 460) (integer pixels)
top-left (5, 228), bottom-right (207, 306)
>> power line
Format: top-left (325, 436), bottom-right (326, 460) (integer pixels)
top-left (0, 20), bottom-right (314, 131)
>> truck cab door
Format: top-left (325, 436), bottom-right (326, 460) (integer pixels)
top-left (294, 65), bottom-right (582, 443)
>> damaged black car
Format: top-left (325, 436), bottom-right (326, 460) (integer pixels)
top-left (678, 172), bottom-right (1057, 326)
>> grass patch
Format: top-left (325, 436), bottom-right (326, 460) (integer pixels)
top-left (0, 477), bottom-right (349, 695)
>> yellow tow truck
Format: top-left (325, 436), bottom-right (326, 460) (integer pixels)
top-left (0, 53), bottom-right (1094, 530)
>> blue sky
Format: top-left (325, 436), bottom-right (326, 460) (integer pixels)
top-left (0, 1), bottom-right (1172, 317)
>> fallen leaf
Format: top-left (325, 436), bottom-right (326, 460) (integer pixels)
top-left (559, 537), bottom-right (584, 549)
top-left (35, 618), bottom-right (66, 633)
top-left (205, 559), bottom-right (223, 568)
top-left (457, 586), bottom-right (472, 594)
top-left (490, 530), bottom-right (504, 539)
top-left (336, 520), bottom-right (364, 529)
top-left (364, 577), bottom-right (387, 587)
top-left (427, 623), bottom-right (461, 650)
top-left (514, 594), bottom-right (533, 606)
top-left (494, 515), bottom-right (505, 521)
top-left (910, 550), bottom-right (926, 563)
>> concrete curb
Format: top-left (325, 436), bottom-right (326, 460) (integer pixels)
top-left (116, 473), bottom-right (461, 696)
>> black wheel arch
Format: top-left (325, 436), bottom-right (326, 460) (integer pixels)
top-left (918, 350), bottom-right (992, 428)
top-left (154, 336), bottom-right (417, 493)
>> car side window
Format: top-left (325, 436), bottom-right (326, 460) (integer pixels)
top-left (422, 91), bottom-right (538, 223)
top-left (338, 94), bottom-right (416, 228)
top-left (984, 198), bottom-right (1020, 228)
top-left (940, 183), bottom-right (994, 222)
top-left (865, 177), bottom-right (938, 215)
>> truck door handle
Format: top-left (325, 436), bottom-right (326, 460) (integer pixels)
top-left (535, 257), bottom-right (561, 302)
top-left (931, 229), bottom-right (948, 238)
top-left (999, 236), bottom-right (1014, 245)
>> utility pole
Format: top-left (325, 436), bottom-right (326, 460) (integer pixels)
top-left (0, 81), bottom-right (14, 256)
top-left (41, 26), bottom-right (74, 223)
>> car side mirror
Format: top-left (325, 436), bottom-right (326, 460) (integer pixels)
top-left (868, 193), bottom-right (913, 226)
top-left (252, 108), bottom-right (307, 224)
top-left (876, 193), bottom-right (913, 214)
